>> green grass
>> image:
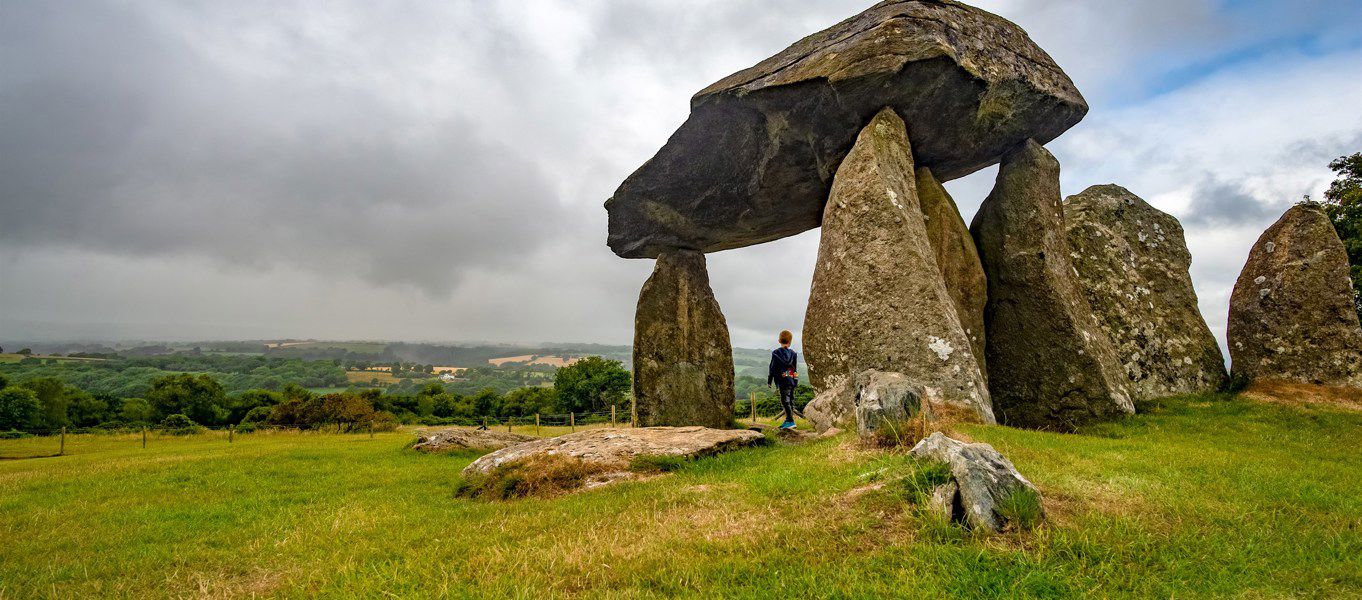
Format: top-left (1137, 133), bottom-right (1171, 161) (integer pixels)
top-left (1, 394), bottom-right (1360, 598)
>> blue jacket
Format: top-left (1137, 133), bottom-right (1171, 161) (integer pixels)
top-left (768, 347), bottom-right (799, 387)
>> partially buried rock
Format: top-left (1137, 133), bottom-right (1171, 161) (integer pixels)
top-left (910, 432), bottom-right (1043, 534)
top-left (413, 428), bottom-right (536, 453)
top-left (606, 0), bottom-right (1088, 259)
top-left (970, 140), bottom-right (1134, 429)
top-left (1065, 184), bottom-right (1227, 398)
top-left (917, 167), bottom-right (988, 375)
top-left (461, 426), bottom-right (765, 477)
top-left (803, 108), bottom-right (993, 424)
top-left (803, 378), bottom-right (856, 433)
top-left (1228, 202), bottom-right (1362, 388)
top-left (855, 370), bottom-right (929, 443)
top-left (633, 249), bottom-right (735, 428)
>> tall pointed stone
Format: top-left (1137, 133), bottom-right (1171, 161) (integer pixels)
top-left (633, 249), bottom-right (736, 428)
top-left (803, 108), bottom-right (993, 424)
top-left (1065, 185), bottom-right (1227, 398)
top-left (1228, 202), bottom-right (1362, 387)
top-left (970, 140), bottom-right (1133, 430)
top-left (916, 167), bottom-right (988, 377)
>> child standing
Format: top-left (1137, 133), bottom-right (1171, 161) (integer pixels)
top-left (767, 330), bottom-right (799, 429)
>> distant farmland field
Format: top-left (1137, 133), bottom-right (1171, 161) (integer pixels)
top-left (266, 341), bottom-right (389, 353)
top-left (488, 354), bottom-right (578, 367)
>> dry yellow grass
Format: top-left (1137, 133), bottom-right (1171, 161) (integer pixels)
top-left (1242, 380), bottom-right (1362, 412)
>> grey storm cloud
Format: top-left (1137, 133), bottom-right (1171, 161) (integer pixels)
top-left (0, 1), bottom-right (572, 297)
top-left (2, 0), bottom-right (1360, 345)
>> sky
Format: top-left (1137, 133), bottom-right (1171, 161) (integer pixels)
top-left (2, 0), bottom-right (1360, 352)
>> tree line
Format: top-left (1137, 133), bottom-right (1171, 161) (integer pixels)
top-left (0, 356), bottom-right (632, 433)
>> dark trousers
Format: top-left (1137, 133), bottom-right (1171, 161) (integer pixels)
top-left (778, 384), bottom-right (796, 423)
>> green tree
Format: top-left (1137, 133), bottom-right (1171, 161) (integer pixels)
top-left (471, 388), bottom-right (502, 418)
top-left (119, 398), bottom-right (154, 424)
top-left (553, 356), bottom-right (631, 413)
top-left (146, 374), bottom-right (227, 425)
top-left (1321, 152), bottom-right (1362, 319)
top-left (21, 377), bottom-right (70, 429)
top-left (66, 390), bottom-right (109, 427)
top-left (0, 388), bottom-right (41, 430)
top-left (501, 387), bottom-right (557, 417)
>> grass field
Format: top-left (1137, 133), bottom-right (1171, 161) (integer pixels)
top-left (1, 394), bottom-right (1359, 598)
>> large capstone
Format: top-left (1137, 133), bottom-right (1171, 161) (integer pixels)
top-left (1065, 185), bottom-right (1227, 398)
top-left (633, 249), bottom-right (736, 428)
top-left (970, 140), bottom-right (1133, 429)
top-left (803, 108), bottom-right (994, 424)
top-left (917, 167), bottom-right (988, 376)
top-left (1228, 203), bottom-right (1362, 388)
top-left (606, 0), bottom-right (1088, 259)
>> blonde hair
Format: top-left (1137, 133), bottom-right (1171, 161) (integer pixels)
top-left (779, 330), bottom-right (793, 345)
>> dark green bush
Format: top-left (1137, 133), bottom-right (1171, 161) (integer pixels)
top-left (159, 414), bottom-right (205, 435)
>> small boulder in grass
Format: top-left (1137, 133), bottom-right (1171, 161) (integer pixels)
top-left (909, 432), bottom-right (1044, 533)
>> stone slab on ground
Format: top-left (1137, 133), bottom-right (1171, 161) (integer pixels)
top-left (412, 428), bottom-right (536, 453)
top-left (462, 426), bottom-right (765, 477)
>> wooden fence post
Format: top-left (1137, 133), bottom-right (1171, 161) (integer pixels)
top-left (535, 413), bottom-right (540, 437)
top-left (508, 416), bottom-right (514, 433)
top-left (611, 405), bottom-right (617, 428)
top-left (60, 426), bottom-right (66, 456)
top-left (369, 420), bottom-right (375, 439)
top-left (750, 392), bottom-right (757, 424)
top-left (142, 426), bottom-right (147, 449)
top-left (228, 425), bottom-right (234, 444)
top-left (569, 412), bottom-right (575, 433)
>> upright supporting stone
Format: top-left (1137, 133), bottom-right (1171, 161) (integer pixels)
top-left (970, 140), bottom-right (1133, 430)
top-left (633, 249), bottom-right (736, 428)
top-left (803, 108), bottom-right (993, 424)
top-left (916, 167), bottom-right (988, 377)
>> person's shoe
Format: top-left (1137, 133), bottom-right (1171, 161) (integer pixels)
top-left (779, 421), bottom-right (797, 430)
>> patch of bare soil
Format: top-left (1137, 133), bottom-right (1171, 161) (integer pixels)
top-left (1242, 380), bottom-right (1362, 412)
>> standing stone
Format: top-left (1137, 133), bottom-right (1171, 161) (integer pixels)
top-left (917, 167), bottom-right (988, 376)
top-left (1065, 185), bottom-right (1227, 398)
top-left (970, 140), bottom-right (1133, 430)
top-left (803, 108), bottom-right (994, 424)
top-left (633, 250), bottom-right (735, 428)
top-left (1228, 202), bottom-right (1362, 387)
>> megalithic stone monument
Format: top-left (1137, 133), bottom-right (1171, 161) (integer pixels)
top-left (608, 1), bottom-right (1095, 428)
top-left (803, 108), bottom-right (994, 423)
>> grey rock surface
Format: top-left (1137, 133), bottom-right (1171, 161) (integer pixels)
top-left (802, 109), bottom-right (993, 423)
top-left (1065, 184), bottom-right (1227, 398)
top-left (412, 428), bottom-right (535, 453)
top-left (633, 249), bottom-right (736, 428)
top-left (804, 378), bottom-right (856, 433)
top-left (910, 432), bottom-right (1043, 534)
top-left (970, 140), bottom-right (1133, 430)
top-left (854, 370), bottom-right (929, 441)
top-left (918, 166), bottom-right (988, 375)
top-left (606, 0), bottom-right (1087, 258)
top-left (461, 426), bottom-right (765, 476)
top-left (1228, 203), bottom-right (1362, 387)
